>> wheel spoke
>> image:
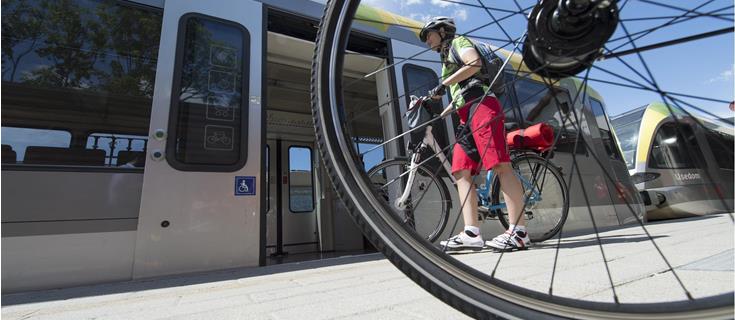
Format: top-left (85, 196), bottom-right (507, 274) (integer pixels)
top-left (638, 0), bottom-right (734, 22)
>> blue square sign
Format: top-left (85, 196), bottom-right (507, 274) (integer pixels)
top-left (234, 176), bottom-right (256, 196)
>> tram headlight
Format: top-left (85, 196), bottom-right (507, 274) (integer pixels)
top-left (630, 172), bottom-right (660, 184)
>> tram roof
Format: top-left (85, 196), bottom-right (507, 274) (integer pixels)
top-left (263, 0), bottom-right (608, 98)
top-left (611, 102), bottom-right (734, 137)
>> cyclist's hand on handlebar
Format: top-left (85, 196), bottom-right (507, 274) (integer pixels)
top-left (440, 104), bottom-right (454, 118)
top-left (428, 83), bottom-right (446, 100)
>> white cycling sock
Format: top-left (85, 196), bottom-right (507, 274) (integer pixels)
top-left (464, 226), bottom-right (480, 237)
top-left (509, 224), bottom-right (526, 233)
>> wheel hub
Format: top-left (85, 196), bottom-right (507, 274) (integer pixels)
top-left (523, 0), bottom-right (619, 78)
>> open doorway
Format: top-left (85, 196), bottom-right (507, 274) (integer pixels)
top-left (263, 30), bottom-right (389, 265)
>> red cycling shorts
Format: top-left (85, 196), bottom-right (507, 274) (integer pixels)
top-left (451, 96), bottom-right (511, 175)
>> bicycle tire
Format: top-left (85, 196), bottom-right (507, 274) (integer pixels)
top-left (367, 158), bottom-right (452, 243)
top-left (311, 0), bottom-right (733, 318)
top-left (491, 153), bottom-right (569, 242)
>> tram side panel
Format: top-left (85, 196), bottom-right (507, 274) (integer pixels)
top-left (0, 0), bottom-right (161, 292)
top-left (503, 76), bottom-right (644, 234)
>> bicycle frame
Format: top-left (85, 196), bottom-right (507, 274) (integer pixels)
top-left (395, 125), bottom-right (453, 210)
top-left (396, 124), bottom-right (542, 213)
top-left (477, 169), bottom-right (542, 213)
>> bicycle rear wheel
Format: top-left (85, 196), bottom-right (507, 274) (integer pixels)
top-left (491, 153), bottom-right (569, 242)
top-left (367, 159), bottom-right (451, 242)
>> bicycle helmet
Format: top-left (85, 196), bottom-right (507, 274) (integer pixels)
top-left (419, 16), bottom-right (456, 42)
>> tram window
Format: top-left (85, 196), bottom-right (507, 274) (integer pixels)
top-left (611, 108), bottom-right (646, 169)
top-left (85, 133), bottom-right (147, 167)
top-left (590, 98), bottom-right (624, 161)
top-left (1, 127), bottom-right (71, 164)
top-left (491, 73), bottom-right (515, 120)
top-left (706, 131), bottom-right (734, 170)
top-left (402, 64), bottom-right (450, 154)
top-left (1, 0), bottom-right (161, 168)
top-left (613, 120), bottom-right (641, 169)
top-left (649, 123), bottom-right (702, 169)
top-left (356, 141), bottom-right (385, 172)
top-left (288, 146), bottom-right (314, 213)
top-left (512, 78), bottom-right (573, 132)
top-left (168, 15), bottom-right (250, 171)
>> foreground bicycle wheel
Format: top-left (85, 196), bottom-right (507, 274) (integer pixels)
top-left (311, 0), bottom-right (733, 318)
top-left (491, 153), bottom-right (569, 243)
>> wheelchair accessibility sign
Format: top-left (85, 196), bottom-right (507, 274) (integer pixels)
top-left (234, 176), bottom-right (256, 196)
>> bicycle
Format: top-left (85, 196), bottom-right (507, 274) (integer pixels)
top-left (367, 96), bottom-right (568, 243)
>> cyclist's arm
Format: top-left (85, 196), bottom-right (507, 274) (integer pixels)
top-left (436, 48), bottom-right (483, 116)
top-left (440, 48), bottom-right (482, 87)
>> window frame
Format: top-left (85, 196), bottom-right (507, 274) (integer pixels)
top-left (287, 145), bottom-right (315, 214)
top-left (165, 13), bottom-right (251, 172)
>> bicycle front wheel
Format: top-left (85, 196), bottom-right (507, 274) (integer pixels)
top-left (311, 0), bottom-right (733, 318)
top-left (367, 159), bottom-right (451, 243)
top-left (491, 154), bottom-right (569, 242)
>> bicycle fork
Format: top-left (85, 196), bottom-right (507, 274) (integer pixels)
top-left (394, 152), bottom-right (420, 210)
top-left (395, 125), bottom-right (454, 210)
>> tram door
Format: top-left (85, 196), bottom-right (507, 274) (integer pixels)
top-left (133, 0), bottom-right (263, 278)
top-left (266, 139), bottom-right (319, 255)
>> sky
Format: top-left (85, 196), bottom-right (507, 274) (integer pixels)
top-left (351, 0), bottom-right (734, 120)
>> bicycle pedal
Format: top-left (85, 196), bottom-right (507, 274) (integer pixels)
top-left (525, 211), bottom-right (534, 220)
top-left (477, 206), bottom-right (498, 221)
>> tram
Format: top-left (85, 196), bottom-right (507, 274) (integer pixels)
top-left (1, 0), bottom-right (643, 292)
top-left (611, 102), bottom-right (734, 219)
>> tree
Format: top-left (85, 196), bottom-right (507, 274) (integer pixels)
top-left (2, 0), bottom-right (45, 82)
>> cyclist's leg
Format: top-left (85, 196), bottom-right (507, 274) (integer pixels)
top-left (440, 164), bottom-right (484, 250)
top-left (471, 97), bottom-right (521, 227)
top-left (452, 104), bottom-right (482, 232)
top-left (471, 97), bottom-right (529, 248)
top-left (493, 162), bottom-right (524, 228)
top-left (453, 169), bottom-right (479, 229)
top-left (441, 110), bottom-right (484, 250)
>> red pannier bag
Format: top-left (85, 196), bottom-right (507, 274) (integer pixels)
top-left (506, 123), bottom-right (554, 152)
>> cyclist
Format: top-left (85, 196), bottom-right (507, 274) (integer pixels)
top-left (420, 16), bottom-right (529, 252)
